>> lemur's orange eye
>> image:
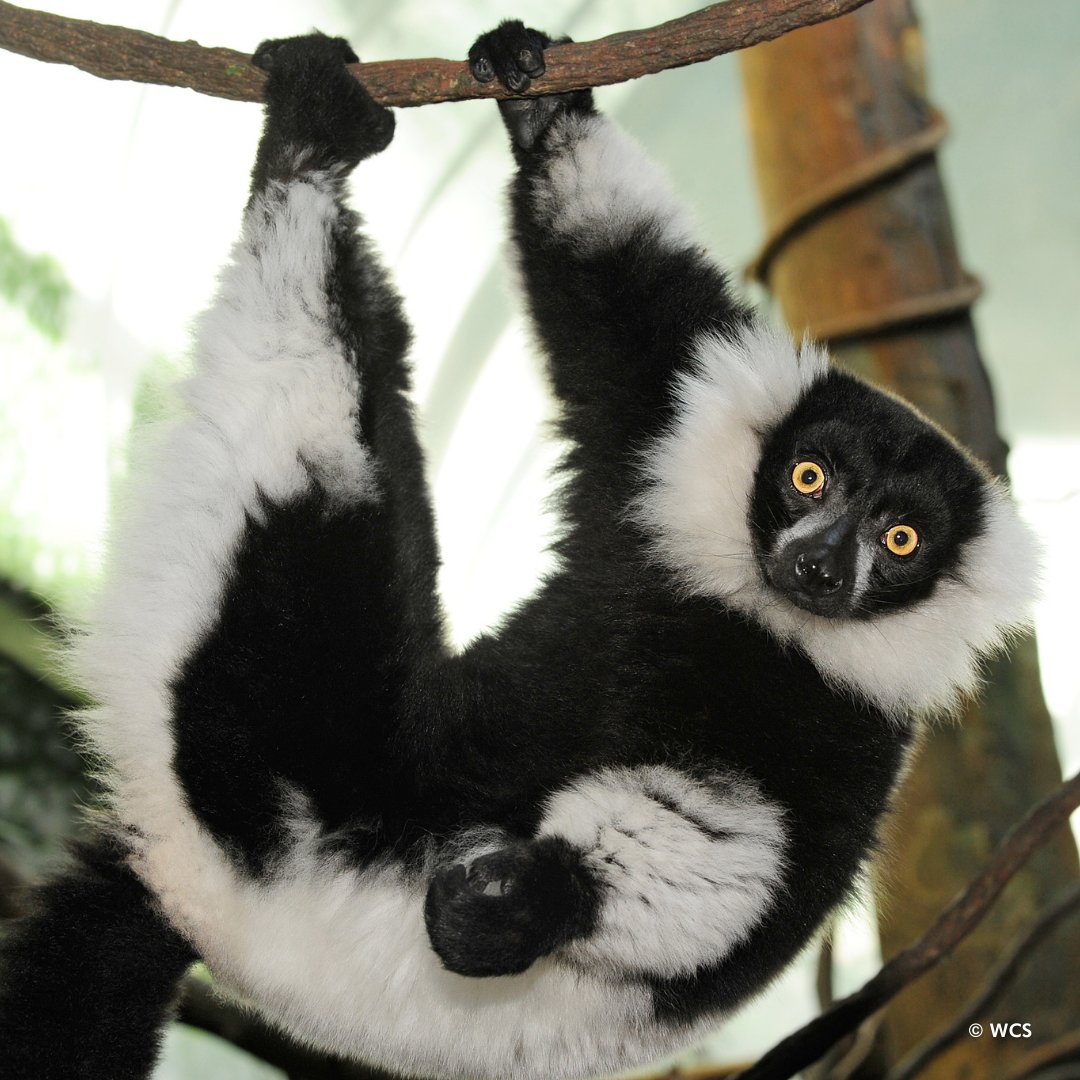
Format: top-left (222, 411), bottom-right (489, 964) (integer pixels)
top-left (884, 524), bottom-right (920, 556)
top-left (792, 461), bottom-right (826, 497)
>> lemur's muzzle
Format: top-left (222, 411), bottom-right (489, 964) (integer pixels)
top-left (772, 515), bottom-right (858, 617)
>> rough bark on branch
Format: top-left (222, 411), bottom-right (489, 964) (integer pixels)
top-left (0, 0), bottom-right (874, 106)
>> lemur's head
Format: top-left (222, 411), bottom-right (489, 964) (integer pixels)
top-left (637, 323), bottom-right (1039, 716)
top-left (749, 371), bottom-right (988, 621)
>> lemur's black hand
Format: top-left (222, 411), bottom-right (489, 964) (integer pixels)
top-left (252, 34), bottom-right (394, 178)
top-left (469, 20), bottom-right (594, 153)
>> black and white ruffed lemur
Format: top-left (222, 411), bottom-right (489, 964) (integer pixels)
top-left (0, 23), bottom-right (1038, 1080)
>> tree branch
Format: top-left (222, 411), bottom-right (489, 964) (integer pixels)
top-left (731, 769), bottom-right (1080, 1080)
top-left (887, 882), bottom-right (1080, 1080)
top-left (0, 0), bottom-right (874, 107)
top-left (1000, 1028), bottom-right (1080, 1080)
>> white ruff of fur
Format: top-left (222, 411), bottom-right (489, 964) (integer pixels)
top-left (636, 323), bottom-right (1039, 718)
top-left (541, 766), bottom-right (786, 979)
top-left (534, 112), bottom-right (698, 251)
top-left (65, 172), bottom-right (718, 1080)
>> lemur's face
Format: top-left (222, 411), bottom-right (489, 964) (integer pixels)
top-left (749, 372), bottom-right (989, 620)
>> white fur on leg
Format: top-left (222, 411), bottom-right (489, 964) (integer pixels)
top-left (540, 766), bottom-right (787, 979)
top-left (69, 163), bottom-right (392, 1056)
top-left (75, 170), bottom-right (378, 817)
top-left (188, 174), bottom-right (375, 503)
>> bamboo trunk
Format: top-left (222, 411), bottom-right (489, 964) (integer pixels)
top-left (739, 3), bottom-right (1080, 1075)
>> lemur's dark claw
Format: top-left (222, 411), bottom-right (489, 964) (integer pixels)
top-left (424, 839), bottom-right (598, 978)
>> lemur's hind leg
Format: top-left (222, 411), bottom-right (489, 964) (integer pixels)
top-left (157, 36), bottom-right (443, 868)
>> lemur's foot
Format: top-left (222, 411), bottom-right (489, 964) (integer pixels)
top-left (468, 21), bottom-right (593, 152)
top-left (252, 33), bottom-right (394, 174)
top-left (424, 837), bottom-right (598, 977)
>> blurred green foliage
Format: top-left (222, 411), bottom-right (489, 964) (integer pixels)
top-left (0, 218), bottom-right (69, 342)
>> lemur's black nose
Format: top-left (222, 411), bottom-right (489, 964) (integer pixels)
top-left (794, 549), bottom-right (845, 595)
